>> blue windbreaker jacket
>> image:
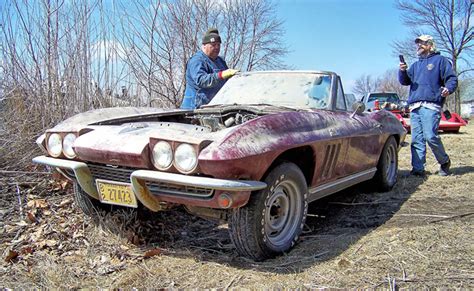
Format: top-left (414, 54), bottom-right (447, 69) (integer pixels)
top-left (398, 52), bottom-right (457, 105)
top-left (181, 51), bottom-right (229, 109)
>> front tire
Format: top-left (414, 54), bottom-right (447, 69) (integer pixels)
top-left (374, 136), bottom-right (398, 191)
top-left (73, 182), bottom-right (111, 216)
top-left (229, 163), bottom-right (308, 261)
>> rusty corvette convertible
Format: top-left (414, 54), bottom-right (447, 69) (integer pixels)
top-left (33, 71), bottom-right (406, 261)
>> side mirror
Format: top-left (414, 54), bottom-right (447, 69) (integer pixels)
top-left (351, 101), bottom-right (365, 118)
top-left (352, 101), bottom-right (365, 113)
top-left (313, 75), bottom-right (323, 85)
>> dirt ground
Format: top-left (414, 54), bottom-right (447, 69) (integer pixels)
top-left (1, 124), bottom-right (473, 289)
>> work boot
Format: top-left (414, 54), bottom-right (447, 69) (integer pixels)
top-left (439, 159), bottom-right (451, 176)
top-left (409, 169), bottom-right (426, 177)
top-left (403, 169), bottom-right (426, 178)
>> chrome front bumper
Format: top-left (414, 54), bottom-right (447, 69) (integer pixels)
top-left (32, 155), bottom-right (267, 211)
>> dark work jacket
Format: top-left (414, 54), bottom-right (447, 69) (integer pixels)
top-left (398, 52), bottom-right (457, 105)
top-left (181, 51), bottom-right (228, 109)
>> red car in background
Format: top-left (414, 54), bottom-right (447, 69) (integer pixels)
top-left (362, 92), bottom-right (467, 133)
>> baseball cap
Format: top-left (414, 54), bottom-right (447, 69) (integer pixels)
top-left (415, 35), bottom-right (434, 44)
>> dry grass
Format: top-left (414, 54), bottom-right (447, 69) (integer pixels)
top-left (1, 124), bottom-right (473, 288)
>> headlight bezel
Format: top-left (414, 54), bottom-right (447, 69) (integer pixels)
top-left (46, 133), bottom-right (63, 157)
top-left (174, 143), bottom-right (198, 173)
top-left (152, 140), bottom-right (173, 170)
top-left (46, 131), bottom-right (79, 159)
top-left (149, 139), bottom-right (202, 174)
top-left (62, 133), bottom-right (78, 158)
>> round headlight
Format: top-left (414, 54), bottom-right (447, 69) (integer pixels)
top-left (63, 133), bottom-right (77, 158)
top-left (152, 141), bottom-right (173, 169)
top-left (47, 133), bottom-right (62, 157)
top-left (174, 143), bottom-right (197, 173)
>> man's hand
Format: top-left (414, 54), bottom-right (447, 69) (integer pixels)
top-left (399, 62), bottom-right (408, 71)
top-left (219, 69), bottom-right (239, 80)
top-left (441, 87), bottom-right (450, 97)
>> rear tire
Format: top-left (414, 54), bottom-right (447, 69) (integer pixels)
top-left (374, 136), bottom-right (398, 191)
top-left (229, 163), bottom-right (308, 261)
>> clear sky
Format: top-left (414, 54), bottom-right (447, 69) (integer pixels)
top-left (276, 0), bottom-right (410, 93)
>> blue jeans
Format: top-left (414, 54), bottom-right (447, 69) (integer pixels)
top-left (410, 107), bottom-right (449, 172)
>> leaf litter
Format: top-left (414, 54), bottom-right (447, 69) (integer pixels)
top-left (1, 125), bottom-right (473, 288)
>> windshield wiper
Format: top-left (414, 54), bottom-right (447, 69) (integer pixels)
top-left (200, 103), bottom-right (300, 112)
top-left (244, 103), bottom-right (300, 111)
top-left (199, 103), bottom-right (237, 108)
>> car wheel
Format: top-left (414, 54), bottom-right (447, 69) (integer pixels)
top-left (73, 182), bottom-right (111, 216)
top-left (374, 136), bottom-right (398, 191)
top-left (229, 163), bottom-right (308, 261)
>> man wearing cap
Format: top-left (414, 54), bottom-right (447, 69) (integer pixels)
top-left (181, 28), bottom-right (238, 109)
top-left (399, 35), bottom-right (458, 177)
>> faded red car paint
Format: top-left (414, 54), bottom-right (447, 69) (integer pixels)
top-left (33, 71), bottom-right (408, 260)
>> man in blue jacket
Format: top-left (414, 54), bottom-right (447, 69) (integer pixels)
top-left (181, 28), bottom-right (238, 109)
top-left (399, 35), bottom-right (458, 177)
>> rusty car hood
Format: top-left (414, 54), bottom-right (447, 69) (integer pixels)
top-left (73, 120), bottom-right (232, 168)
top-left (49, 107), bottom-right (171, 132)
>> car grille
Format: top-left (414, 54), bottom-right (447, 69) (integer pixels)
top-left (87, 163), bottom-right (214, 198)
top-left (89, 164), bottom-right (132, 183)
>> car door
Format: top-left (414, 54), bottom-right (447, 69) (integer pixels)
top-left (330, 77), bottom-right (383, 177)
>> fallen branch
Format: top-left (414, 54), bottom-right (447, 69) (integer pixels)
top-left (224, 274), bottom-right (243, 289)
top-left (0, 170), bottom-right (50, 175)
top-left (16, 183), bottom-right (23, 220)
top-left (396, 213), bottom-right (450, 218)
top-left (429, 212), bottom-right (474, 223)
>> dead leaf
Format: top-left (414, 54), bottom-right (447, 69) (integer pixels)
top-left (61, 180), bottom-right (70, 189)
top-left (51, 172), bottom-right (63, 180)
top-left (37, 239), bottom-right (58, 249)
top-left (26, 212), bottom-right (37, 223)
top-left (5, 250), bottom-right (19, 262)
top-left (30, 226), bottom-right (45, 243)
top-left (59, 198), bottom-right (73, 207)
top-left (27, 199), bottom-right (48, 209)
top-left (126, 232), bottom-right (140, 246)
top-left (46, 239), bottom-right (58, 247)
top-left (15, 221), bottom-right (28, 227)
top-left (144, 248), bottom-right (162, 258)
top-left (21, 246), bottom-right (34, 255)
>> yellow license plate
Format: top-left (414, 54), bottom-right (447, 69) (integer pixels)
top-left (96, 179), bottom-right (138, 208)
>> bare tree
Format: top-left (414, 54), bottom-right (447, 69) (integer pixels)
top-left (221, 0), bottom-right (289, 71)
top-left (2, 0), bottom-right (288, 113)
top-left (1, 0), bottom-right (288, 168)
top-left (378, 69), bottom-right (409, 99)
top-left (352, 74), bottom-right (381, 99)
top-left (117, 0), bottom-right (288, 108)
top-left (392, 0), bottom-right (474, 113)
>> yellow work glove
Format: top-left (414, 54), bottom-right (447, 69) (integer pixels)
top-left (220, 69), bottom-right (239, 80)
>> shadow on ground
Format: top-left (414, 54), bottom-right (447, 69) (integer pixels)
top-left (93, 169), bottom-right (444, 273)
top-left (451, 166), bottom-right (474, 175)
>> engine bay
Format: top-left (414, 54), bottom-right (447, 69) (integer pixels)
top-left (190, 109), bottom-right (261, 132)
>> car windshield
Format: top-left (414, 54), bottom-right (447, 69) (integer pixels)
top-left (367, 93), bottom-right (400, 103)
top-left (208, 71), bottom-right (332, 109)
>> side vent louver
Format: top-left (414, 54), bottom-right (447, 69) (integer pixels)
top-left (319, 143), bottom-right (341, 180)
